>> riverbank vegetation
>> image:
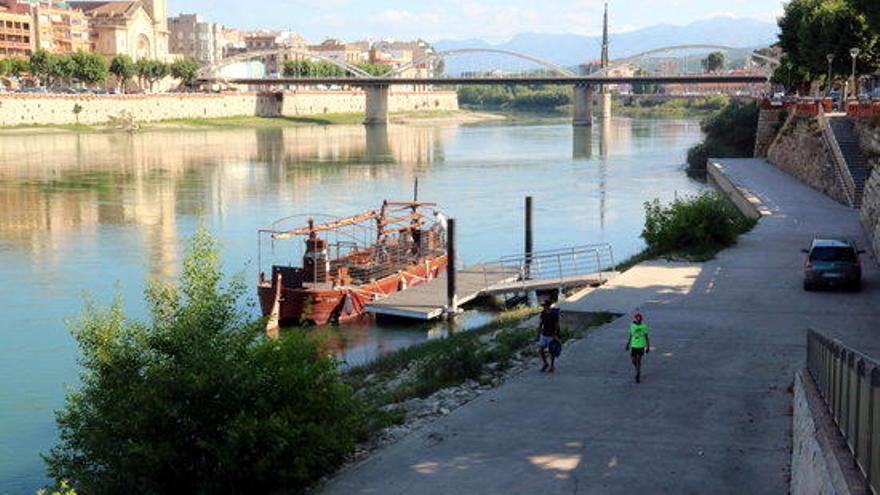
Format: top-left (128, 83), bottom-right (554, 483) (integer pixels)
top-left (686, 99), bottom-right (760, 171)
top-left (45, 229), bottom-right (367, 494)
top-left (458, 84), bottom-right (735, 118)
top-left (641, 192), bottom-right (756, 261)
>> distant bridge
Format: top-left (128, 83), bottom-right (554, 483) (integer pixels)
top-left (200, 45), bottom-right (772, 125)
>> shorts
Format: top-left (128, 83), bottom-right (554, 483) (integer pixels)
top-left (538, 335), bottom-right (555, 349)
top-left (630, 347), bottom-right (645, 358)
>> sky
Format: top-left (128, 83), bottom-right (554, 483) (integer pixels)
top-left (168, 0), bottom-right (788, 43)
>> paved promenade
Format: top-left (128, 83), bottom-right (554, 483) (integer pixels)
top-left (322, 158), bottom-right (879, 494)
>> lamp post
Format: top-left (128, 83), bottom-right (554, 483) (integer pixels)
top-left (849, 47), bottom-right (860, 102)
top-left (826, 53), bottom-right (834, 96)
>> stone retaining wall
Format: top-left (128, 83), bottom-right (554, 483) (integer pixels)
top-left (754, 107), bottom-right (787, 157)
top-left (0, 90), bottom-right (459, 127)
top-left (853, 118), bottom-right (880, 256)
top-left (767, 116), bottom-right (850, 205)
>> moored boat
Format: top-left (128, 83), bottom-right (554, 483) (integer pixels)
top-left (257, 200), bottom-right (448, 333)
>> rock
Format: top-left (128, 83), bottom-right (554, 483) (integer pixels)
top-left (401, 398), bottom-right (424, 413)
top-left (439, 407), bottom-right (450, 415)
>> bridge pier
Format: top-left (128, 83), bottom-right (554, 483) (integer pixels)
top-left (573, 84), bottom-right (594, 127)
top-left (597, 90), bottom-right (612, 120)
top-left (363, 84), bottom-right (389, 125)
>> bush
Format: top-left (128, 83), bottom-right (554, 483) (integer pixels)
top-left (45, 228), bottom-right (365, 495)
top-left (641, 192), bottom-right (755, 260)
top-left (416, 335), bottom-right (484, 391)
top-left (687, 100), bottom-right (759, 170)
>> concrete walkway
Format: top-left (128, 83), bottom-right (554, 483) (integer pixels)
top-left (322, 158), bottom-right (879, 494)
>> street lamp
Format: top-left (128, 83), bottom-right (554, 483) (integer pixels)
top-left (826, 53), bottom-right (834, 95)
top-left (850, 47), bottom-right (860, 101)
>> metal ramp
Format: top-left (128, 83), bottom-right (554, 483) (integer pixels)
top-left (365, 244), bottom-right (616, 320)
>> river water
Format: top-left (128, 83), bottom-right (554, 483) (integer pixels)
top-left (0, 116), bottom-right (706, 491)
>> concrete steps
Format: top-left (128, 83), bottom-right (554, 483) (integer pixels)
top-left (828, 116), bottom-right (868, 206)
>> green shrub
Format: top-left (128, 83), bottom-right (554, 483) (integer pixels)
top-left (45, 228), bottom-right (365, 495)
top-left (641, 192), bottom-right (755, 260)
top-left (416, 335), bottom-right (484, 390)
top-left (687, 100), bottom-right (759, 170)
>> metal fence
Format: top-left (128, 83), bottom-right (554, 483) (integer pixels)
top-left (806, 329), bottom-right (880, 493)
top-left (474, 243), bottom-right (616, 292)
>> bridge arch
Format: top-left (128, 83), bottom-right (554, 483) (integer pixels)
top-left (199, 48), bottom-right (375, 79)
top-left (383, 48), bottom-right (577, 78)
top-left (590, 44), bottom-right (780, 77)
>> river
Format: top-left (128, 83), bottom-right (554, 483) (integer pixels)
top-left (0, 116), bottom-right (706, 492)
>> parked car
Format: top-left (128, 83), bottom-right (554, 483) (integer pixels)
top-left (802, 238), bottom-right (864, 291)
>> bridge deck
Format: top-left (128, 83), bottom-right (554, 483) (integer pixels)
top-left (365, 265), bottom-right (519, 320)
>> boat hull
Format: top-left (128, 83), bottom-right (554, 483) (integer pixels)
top-left (258, 255), bottom-right (448, 326)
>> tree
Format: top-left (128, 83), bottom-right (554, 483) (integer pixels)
top-left (170, 60), bottom-right (199, 85)
top-left (8, 58), bottom-right (30, 78)
top-left (354, 63), bottom-right (392, 76)
top-left (44, 228), bottom-right (366, 495)
top-left (47, 55), bottom-right (75, 88)
top-left (701, 52), bottom-right (725, 73)
top-left (29, 49), bottom-right (56, 86)
top-left (70, 51), bottom-right (109, 87)
top-left (283, 59), bottom-right (312, 77)
top-left (109, 54), bottom-right (136, 91)
top-left (777, 0), bottom-right (879, 84)
top-left (135, 59), bottom-right (169, 91)
top-left (686, 100), bottom-right (759, 170)
top-left (0, 58), bottom-right (10, 78)
top-left (848, 0), bottom-right (879, 34)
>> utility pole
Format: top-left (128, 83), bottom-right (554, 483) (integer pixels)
top-left (600, 3), bottom-right (610, 70)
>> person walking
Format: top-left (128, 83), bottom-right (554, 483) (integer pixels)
top-left (625, 312), bottom-right (650, 383)
top-left (537, 299), bottom-right (561, 373)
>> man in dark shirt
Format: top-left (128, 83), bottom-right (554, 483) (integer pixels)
top-left (537, 299), bottom-right (561, 373)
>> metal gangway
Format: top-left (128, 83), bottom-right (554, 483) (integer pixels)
top-left (365, 243), bottom-right (616, 320)
top-left (478, 243), bottom-right (616, 295)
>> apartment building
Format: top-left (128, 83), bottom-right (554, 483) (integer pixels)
top-left (168, 13), bottom-right (223, 64)
top-left (0, 6), bottom-right (32, 58)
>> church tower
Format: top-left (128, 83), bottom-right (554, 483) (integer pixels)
top-left (144, 0), bottom-right (167, 31)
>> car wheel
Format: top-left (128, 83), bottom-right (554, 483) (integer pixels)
top-left (851, 280), bottom-right (862, 292)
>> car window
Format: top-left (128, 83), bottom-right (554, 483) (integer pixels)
top-left (810, 246), bottom-right (855, 262)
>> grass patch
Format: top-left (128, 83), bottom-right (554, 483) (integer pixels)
top-left (347, 307), bottom-right (616, 426)
top-left (641, 191), bottom-right (757, 262)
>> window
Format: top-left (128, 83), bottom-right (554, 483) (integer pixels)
top-left (810, 247), bottom-right (856, 262)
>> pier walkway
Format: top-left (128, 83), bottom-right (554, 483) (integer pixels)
top-left (322, 158), bottom-right (879, 494)
top-left (366, 245), bottom-right (616, 320)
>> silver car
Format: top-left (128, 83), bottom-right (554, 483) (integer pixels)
top-left (802, 238), bottom-right (864, 291)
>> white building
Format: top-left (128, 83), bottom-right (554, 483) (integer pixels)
top-left (168, 13), bottom-right (223, 65)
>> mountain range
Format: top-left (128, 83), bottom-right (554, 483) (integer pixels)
top-left (433, 17), bottom-right (779, 73)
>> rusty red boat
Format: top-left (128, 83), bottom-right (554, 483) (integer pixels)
top-left (258, 200), bottom-right (448, 331)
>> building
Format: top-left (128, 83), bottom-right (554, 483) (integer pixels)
top-left (168, 13), bottom-right (223, 64)
top-left (69, 0), bottom-right (170, 61)
top-left (308, 38), bottom-right (368, 64)
top-left (32, 0), bottom-right (90, 53)
top-left (0, 5), bottom-right (32, 58)
top-left (371, 39), bottom-right (433, 76)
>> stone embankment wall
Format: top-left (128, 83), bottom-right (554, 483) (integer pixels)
top-left (753, 107), bottom-right (787, 157)
top-left (854, 118), bottom-right (880, 256)
top-left (0, 90), bottom-right (459, 127)
top-left (766, 116), bottom-right (850, 204)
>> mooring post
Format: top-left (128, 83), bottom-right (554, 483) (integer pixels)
top-left (525, 196), bottom-right (538, 306)
top-left (413, 177), bottom-right (419, 202)
top-left (446, 218), bottom-right (457, 316)
top-left (525, 196), bottom-right (533, 278)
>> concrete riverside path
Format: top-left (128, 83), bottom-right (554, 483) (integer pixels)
top-left (321, 158), bottom-right (880, 494)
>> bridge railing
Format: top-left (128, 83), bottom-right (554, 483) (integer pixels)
top-left (472, 243), bottom-right (616, 292)
top-left (806, 329), bottom-right (880, 492)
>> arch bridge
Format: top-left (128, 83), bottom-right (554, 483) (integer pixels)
top-left (199, 45), bottom-right (772, 125)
